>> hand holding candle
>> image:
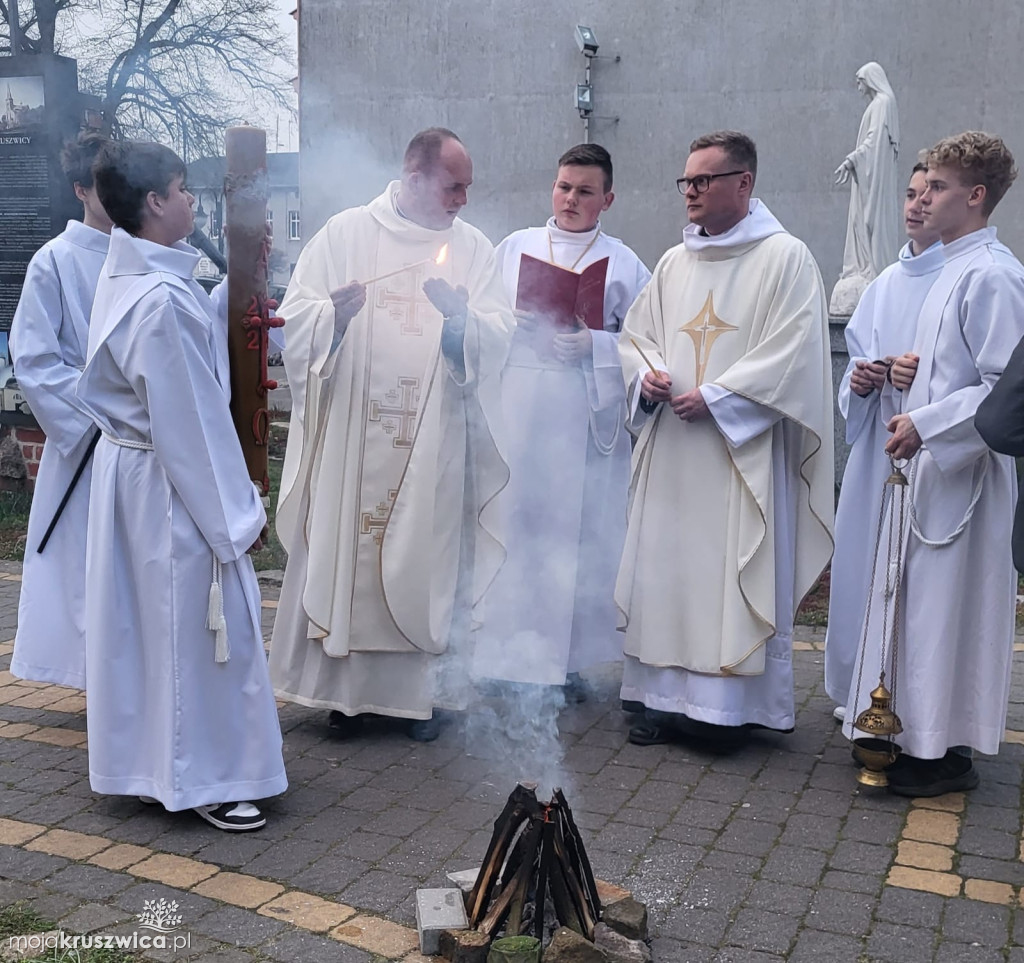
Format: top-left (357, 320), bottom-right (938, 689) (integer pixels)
top-left (330, 281), bottom-right (367, 335)
top-left (631, 337), bottom-right (672, 404)
top-left (361, 243), bottom-right (449, 286)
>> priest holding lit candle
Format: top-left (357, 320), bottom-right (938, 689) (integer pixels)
top-left (270, 127), bottom-right (514, 741)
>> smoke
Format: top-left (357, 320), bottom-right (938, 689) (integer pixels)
top-left (460, 680), bottom-right (571, 802)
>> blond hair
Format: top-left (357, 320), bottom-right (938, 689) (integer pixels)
top-left (927, 131), bottom-right (1018, 215)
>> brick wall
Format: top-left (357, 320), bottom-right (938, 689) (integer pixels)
top-left (0, 424), bottom-right (44, 491)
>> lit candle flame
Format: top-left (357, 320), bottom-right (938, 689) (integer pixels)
top-left (435, 243), bottom-right (449, 266)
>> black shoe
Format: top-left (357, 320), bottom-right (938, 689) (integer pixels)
top-left (621, 699), bottom-right (646, 715)
top-left (564, 673), bottom-right (588, 704)
top-left (679, 715), bottom-right (750, 750)
top-left (327, 710), bottom-right (363, 737)
top-left (193, 801), bottom-right (266, 832)
top-left (886, 751), bottom-right (980, 797)
top-left (628, 709), bottom-right (685, 746)
top-left (409, 713), bottom-right (440, 742)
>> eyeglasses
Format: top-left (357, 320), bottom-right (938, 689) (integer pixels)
top-left (676, 170), bottom-right (746, 195)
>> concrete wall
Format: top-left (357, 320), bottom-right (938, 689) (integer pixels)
top-left (297, 0), bottom-right (1024, 287)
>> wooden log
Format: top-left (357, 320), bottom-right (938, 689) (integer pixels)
top-left (224, 125), bottom-right (284, 495)
top-left (467, 784), bottom-right (540, 926)
top-left (486, 935), bottom-right (542, 963)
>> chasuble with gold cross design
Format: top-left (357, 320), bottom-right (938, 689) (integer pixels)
top-left (617, 201), bottom-right (833, 715)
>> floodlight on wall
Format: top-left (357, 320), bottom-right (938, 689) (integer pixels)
top-left (572, 24), bottom-right (618, 144)
top-left (576, 84), bottom-right (594, 116)
top-left (575, 24), bottom-right (599, 58)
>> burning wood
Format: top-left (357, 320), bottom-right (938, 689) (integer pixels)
top-left (465, 784), bottom-right (602, 943)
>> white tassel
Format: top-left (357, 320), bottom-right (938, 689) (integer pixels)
top-left (207, 558), bottom-right (230, 663)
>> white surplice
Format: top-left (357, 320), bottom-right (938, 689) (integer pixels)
top-left (843, 227), bottom-right (1024, 758)
top-left (76, 228), bottom-right (286, 810)
top-left (824, 241), bottom-right (944, 704)
top-left (10, 221), bottom-right (108, 689)
top-left (617, 200), bottom-right (834, 728)
top-left (472, 220), bottom-right (650, 684)
top-left (269, 183), bottom-right (513, 719)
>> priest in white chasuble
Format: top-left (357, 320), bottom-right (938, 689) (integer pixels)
top-left (824, 162), bottom-right (944, 718)
top-left (10, 132), bottom-right (111, 690)
top-left (844, 132), bottom-right (1024, 797)
top-left (617, 130), bottom-right (834, 747)
top-left (473, 144), bottom-right (650, 693)
top-left (270, 128), bottom-right (513, 741)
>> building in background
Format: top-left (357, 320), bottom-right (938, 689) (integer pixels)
top-left (186, 151), bottom-right (301, 298)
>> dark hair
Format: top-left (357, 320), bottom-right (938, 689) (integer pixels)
top-left (557, 143), bottom-right (613, 192)
top-left (93, 141), bottom-right (187, 236)
top-left (911, 162), bottom-right (928, 174)
top-left (403, 127), bottom-right (462, 175)
top-left (688, 130), bottom-right (758, 183)
top-left (60, 131), bottom-right (109, 191)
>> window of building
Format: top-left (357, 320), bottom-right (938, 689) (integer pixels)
top-left (288, 210), bottom-right (300, 241)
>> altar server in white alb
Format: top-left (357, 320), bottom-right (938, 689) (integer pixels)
top-left (473, 144), bottom-right (650, 693)
top-left (270, 128), bottom-right (513, 742)
top-left (824, 161), bottom-right (943, 718)
top-left (9, 132), bottom-right (111, 689)
top-left (78, 141), bottom-right (286, 831)
top-left (617, 131), bottom-right (834, 747)
top-left (844, 132), bottom-right (1024, 797)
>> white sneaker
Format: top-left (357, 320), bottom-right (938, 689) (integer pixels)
top-left (193, 801), bottom-right (266, 832)
top-left (833, 705), bottom-right (847, 722)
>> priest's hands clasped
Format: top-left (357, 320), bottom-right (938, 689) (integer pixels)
top-left (640, 372), bottom-right (710, 422)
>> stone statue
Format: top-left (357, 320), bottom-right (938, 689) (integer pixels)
top-left (830, 62), bottom-right (901, 315)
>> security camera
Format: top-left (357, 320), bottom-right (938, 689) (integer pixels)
top-left (575, 24), bottom-right (599, 57)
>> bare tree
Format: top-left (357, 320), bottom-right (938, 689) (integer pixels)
top-left (2, 0), bottom-right (294, 160)
top-left (0, 0), bottom-right (78, 54)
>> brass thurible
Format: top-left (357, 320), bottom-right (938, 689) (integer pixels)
top-left (850, 457), bottom-right (909, 789)
top-left (851, 680), bottom-right (903, 787)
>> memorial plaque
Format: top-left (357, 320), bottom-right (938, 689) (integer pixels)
top-left (0, 55), bottom-right (83, 335)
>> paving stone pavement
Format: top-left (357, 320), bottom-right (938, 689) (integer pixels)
top-left (2, 559), bottom-right (1024, 961)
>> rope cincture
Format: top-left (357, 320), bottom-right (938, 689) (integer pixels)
top-left (104, 433), bottom-right (230, 663)
top-left (207, 557), bottom-right (230, 663)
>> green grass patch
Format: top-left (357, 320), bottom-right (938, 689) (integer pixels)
top-left (249, 423), bottom-right (287, 572)
top-left (0, 902), bottom-right (51, 938)
top-left (795, 567), bottom-right (830, 627)
top-left (0, 903), bottom-right (141, 962)
top-left (0, 489), bottom-right (31, 560)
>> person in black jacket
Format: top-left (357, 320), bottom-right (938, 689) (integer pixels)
top-left (976, 335), bottom-right (1024, 571)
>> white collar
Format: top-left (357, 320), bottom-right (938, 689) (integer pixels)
top-left (104, 227), bottom-right (199, 280)
top-left (682, 198), bottom-right (787, 253)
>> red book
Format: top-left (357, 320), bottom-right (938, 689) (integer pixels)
top-left (515, 254), bottom-right (609, 331)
